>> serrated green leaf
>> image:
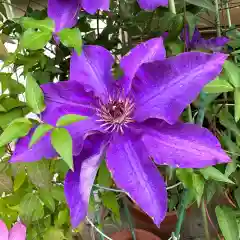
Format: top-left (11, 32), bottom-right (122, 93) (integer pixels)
top-left (56, 114), bottom-right (87, 127)
top-left (216, 206), bottom-right (239, 240)
top-left (19, 193), bottom-right (44, 223)
top-left (234, 88), bottom-right (240, 122)
top-left (39, 188), bottom-right (55, 212)
top-left (200, 167), bottom-right (234, 184)
top-left (20, 29), bottom-right (52, 50)
top-left (0, 173), bottom-right (12, 194)
top-left (97, 161), bottom-right (112, 187)
top-left (0, 118), bottom-right (32, 147)
top-left (26, 161), bottom-right (51, 189)
top-left (219, 109), bottom-right (240, 137)
top-left (29, 124), bottom-right (53, 147)
top-left (13, 169), bottom-right (26, 191)
top-left (20, 17), bottom-right (54, 32)
top-left (185, 0), bottom-right (215, 11)
top-left (0, 104), bottom-right (6, 112)
top-left (58, 28), bottom-right (82, 55)
top-left (51, 128), bottom-right (73, 170)
top-left (203, 76), bottom-right (234, 93)
top-left (192, 173), bottom-right (205, 206)
top-left (26, 73), bottom-right (45, 114)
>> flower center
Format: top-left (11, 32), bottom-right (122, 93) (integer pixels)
top-left (96, 96), bottom-right (135, 133)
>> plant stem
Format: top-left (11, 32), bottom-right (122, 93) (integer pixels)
top-left (196, 92), bottom-right (206, 125)
top-left (123, 198), bottom-right (136, 240)
top-left (169, 0), bottom-right (176, 14)
top-left (214, 0), bottom-right (221, 37)
top-left (173, 189), bottom-right (189, 239)
top-left (225, 1), bottom-right (232, 27)
top-left (201, 200), bottom-right (211, 240)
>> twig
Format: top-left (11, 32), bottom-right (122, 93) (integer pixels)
top-left (86, 216), bottom-right (113, 240)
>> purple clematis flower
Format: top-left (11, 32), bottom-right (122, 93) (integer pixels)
top-left (10, 37), bottom-right (230, 227)
top-left (0, 220), bottom-right (26, 240)
top-left (48, 0), bottom-right (168, 33)
top-left (181, 26), bottom-right (229, 52)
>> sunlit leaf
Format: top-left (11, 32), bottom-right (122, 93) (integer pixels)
top-left (29, 124), bottom-right (53, 147)
top-left (20, 17), bottom-right (54, 32)
top-left (58, 28), bottom-right (83, 55)
top-left (51, 128), bottom-right (73, 170)
top-left (0, 173), bottom-right (12, 194)
top-left (26, 73), bottom-right (45, 114)
top-left (0, 118), bottom-right (32, 147)
top-left (56, 114), bottom-right (87, 127)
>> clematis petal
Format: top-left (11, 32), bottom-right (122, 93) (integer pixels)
top-left (181, 26), bottom-right (201, 49)
top-left (41, 81), bottom-right (96, 125)
top-left (106, 131), bottom-right (167, 226)
top-left (70, 46), bottom-right (114, 99)
top-left (10, 129), bottom-right (57, 163)
top-left (142, 119), bottom-right (230, 168)
top-left (197, 37), bottom-right (229, 52)
top-left (48, 0), bottom-right (80, 33)
top-left (65, 133), bottom-right (108, 227)
top-left (10, 117), bottom-right (102, 163)
top-left (137, 0), bottom-right (168, 10)
top-left (9, 222), bottom-right (26, 240)
top-left (133, 52), bottom-right (227, 124)
top-left (81, 0), bottom-right (109, 14)
top-left (0, 220), bottom-right (8, 240)
top-left (119, 37), bottom-right (166, 94)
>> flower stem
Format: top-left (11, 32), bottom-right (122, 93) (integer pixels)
top-left (214, 0), bottom-right (221, 37)
top-left (169, 0), bottom-right (176, 14)
top-left (173, 189), bottom-right (189, 239)
top-left (201, 200), bottom-right (211, 240)
top-left (196, 92), bottom-right (206, 125)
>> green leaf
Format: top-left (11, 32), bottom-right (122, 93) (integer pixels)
top-left (20, 29), bottom-right (52, 50)
top-left (203, 76), bottom-right (234, 93)
top-left (55, 209), bottom-right (69, 227)
top-left (101, 192), bottom-right (120, 220)
top-left (19, 193), bottom-right (44, 223)
top-left (0, 173), bottom-right (12, 194)
top-left (234, 187), bottom-right (240, 208)
top-left (176, 168), bottom-right (193, 188)
top-left (39, 189), bottom-right (55, 212)
top-left (185, 0), bottom-right (215, 11)
top-left (223, 60), bottom-right (240, 88)
top-left (13, 169), bottom-right (26, 191)
top-left (0, 118), bottom-right (32, 147)
top-left (200, 167), bottom-right (234, 184)
top-left (0, 108), bottom-right (27, 129)
top-left (26, 73), bottom-right (45, 114)
top-left (97, 161), bottom-right (112, 187)
top-left (51, 185), bottom-right (65, 202)
top-left (29, 124), bottom-right (53, 147)
top-left (0, 104), bottom-right (6, 112)
top-left (43, 228), bottom-right (65, 240)
top-left (215, 206), bottom-right (239, 240)
top-left (192, 173), bottom-right (205, 206)
top-left (58, 28), bottom-right (83, 55)
top-left (218, 109), bottom-right (240, 137)
top-left (26, 161), bottom-right (51, 189)
top-left (20, 17), bottom-right (54, 32)
top-left (56, 114), bottom-right (87, 127)
top-left (51, 128), bottom-right (73, 170)
top-left (234, 88), bottom-right (240, 122)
